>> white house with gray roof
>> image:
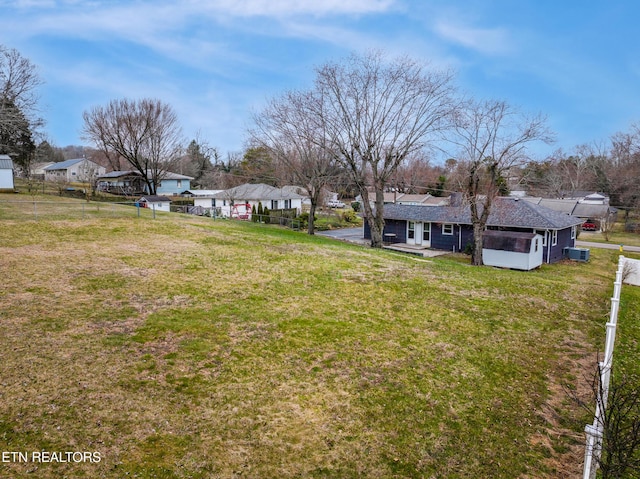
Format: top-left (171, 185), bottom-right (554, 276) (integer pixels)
top-left (44, 158), bottom-right (106, 183)
top-left (211, 183), bottom-right (305, 218)
top-left (0, 155), bottom-right (15, 190)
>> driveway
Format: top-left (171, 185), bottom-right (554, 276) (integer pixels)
top-left (316, 227), bottom-right (368, 245)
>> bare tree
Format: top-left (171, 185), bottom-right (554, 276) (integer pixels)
top-left (449, 99), bottom-right (553, 265)
top-left (82, 98), bottom-right (183, 195)
top-left (609, 125), bottom-right (640, 221)
top-left (0, 45), bottom-right (44, 174)
top-left (251, 89), bottom-right (342, 234)
top-left (310, 51), bottom-right (458, 247)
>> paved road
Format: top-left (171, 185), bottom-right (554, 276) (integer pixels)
top-left (576, 240), bottom-right (640, 253)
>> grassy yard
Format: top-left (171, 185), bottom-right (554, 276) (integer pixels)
top-left (0, 194), bottom-right (638, 478)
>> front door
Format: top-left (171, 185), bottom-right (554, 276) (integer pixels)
top-left (407, 222), bottom-right (431, 246)
top-left (422, 222), bottom-right (431, 247)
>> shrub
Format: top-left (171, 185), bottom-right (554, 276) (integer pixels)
top-left (342, 210), bottom-right (358, 223)
top-left (351, 201), bottom-right (361, 212)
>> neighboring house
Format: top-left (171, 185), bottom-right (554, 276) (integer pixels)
top-left (356, 191), bottom-right (450, 207)
top-left (44, 158), bottom-right (106, 183)
top-left (523, 193), bottom-right (616, 231)
top-left (181, 189), bottom-right (223, 209)
top-left (364, 197), bottom-right (584, 264)
top-left (211, 183), bottom-right (305, 218)
top-left (0, 155), bottom-right (15, 190)
top-left (137, 195), bottom-right (172, 212)
top-left (97, 171), bottom-right (147, 195)
top-left (30, 162), bottom-right (54, 178)
top-left (96, 170), bottom-right (193, 196)
top-left (156, 171), bottom-right (193, 195)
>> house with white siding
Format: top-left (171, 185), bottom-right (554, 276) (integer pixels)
top-left (44, 159), bottom-right (106, 183)
top-left (211, 183), bottom-right (305, 218)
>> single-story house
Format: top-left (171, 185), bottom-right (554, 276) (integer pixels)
top-left (97, 171), bottom-right (147, 195)
top-left (96, 170), bottom-right (193, 196)
top-left (0, 155), bottom-right (15, 190)
top-left (364, 197), bottom-right (584, 264)
top-left (30, 162), bottom-right (54, 178)
top-left (523, 194), bottom-right (617, 232)
top-left (211, 183), bottom-right (305, 218)
top-left (356, 190), bottom-right (450, 207)
top-left (181, 189), bottom-right (224, 209)
top-left (44, 158), bottom-right (106, 182)
top-left (137, 195), bottom-right (172, 212)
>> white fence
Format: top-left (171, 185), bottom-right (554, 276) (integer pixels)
top-left (582, 255), bottom-right (626, 479)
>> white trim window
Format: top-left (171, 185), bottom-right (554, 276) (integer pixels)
top-left (407, 221), bottom-right (415, 239)
top-left (442, 223), bottom-right (453, 235)
top-left (571, 226), bottom-right (576, 240)
top-left (552, 230), bottom-right (558, 246)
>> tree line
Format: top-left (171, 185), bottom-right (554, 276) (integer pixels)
top-left (2, 45), bottom-right (640, 259)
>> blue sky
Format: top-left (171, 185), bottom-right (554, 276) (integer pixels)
top-left (1, 0), bottom-right (639, 160)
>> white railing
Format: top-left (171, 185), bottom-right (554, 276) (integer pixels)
top-left (582, 255), bottom-right (625, 479)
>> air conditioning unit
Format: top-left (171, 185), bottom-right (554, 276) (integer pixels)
top-left (564, 247), bottom-right (590, 262)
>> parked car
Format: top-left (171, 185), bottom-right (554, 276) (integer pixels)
top-left (327, 200), bottom-right (346, 208)
top-left (582, 220), bottom-right (597, 231)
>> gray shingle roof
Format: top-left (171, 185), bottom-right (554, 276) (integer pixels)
top-left (212, 183), bottom-right (306, 201)
top-left (139, 195), bottom-right (171, 202)
top-left (381, 197), bottom-right (583, 230)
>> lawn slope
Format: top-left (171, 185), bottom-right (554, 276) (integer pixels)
top-left (0, 200), bottom-right (632, 478)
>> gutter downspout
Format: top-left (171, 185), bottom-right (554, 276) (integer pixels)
top-left (546, 230), bottom-right (551, 264)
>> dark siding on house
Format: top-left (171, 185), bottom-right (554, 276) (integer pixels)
top-left (547, 227), bottom-right (575, 263)
top-left (430, 223), bottom-right (456, 251)
top-left (364, 219), bottom-right (407, 243)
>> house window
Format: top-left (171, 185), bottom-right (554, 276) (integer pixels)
top-left (284, 199), bottom-right (290, 209)
top-left (212, 199), bottom-right (216, 207)
top-left (423, 223), bottom-right (430, 242)
top-left (272, 200), bottom-right (278, 209)
top-left (552, 230), bottom-right (558, 246)
top-left (535, 238), bottom-right (539, 252)
top-left (571, 226), bottom-right (576, 239)
top-left (177, 180), bottom-right (182, 188)
top-left (442, 224), bottom-right (453, 235)
top-left (408, 221), bottom-right (415, 239)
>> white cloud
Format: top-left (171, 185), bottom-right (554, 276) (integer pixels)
top-left (187, 0), bottom-right (395, 17)
top-left (434, 20), bottom-right (513, 56)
